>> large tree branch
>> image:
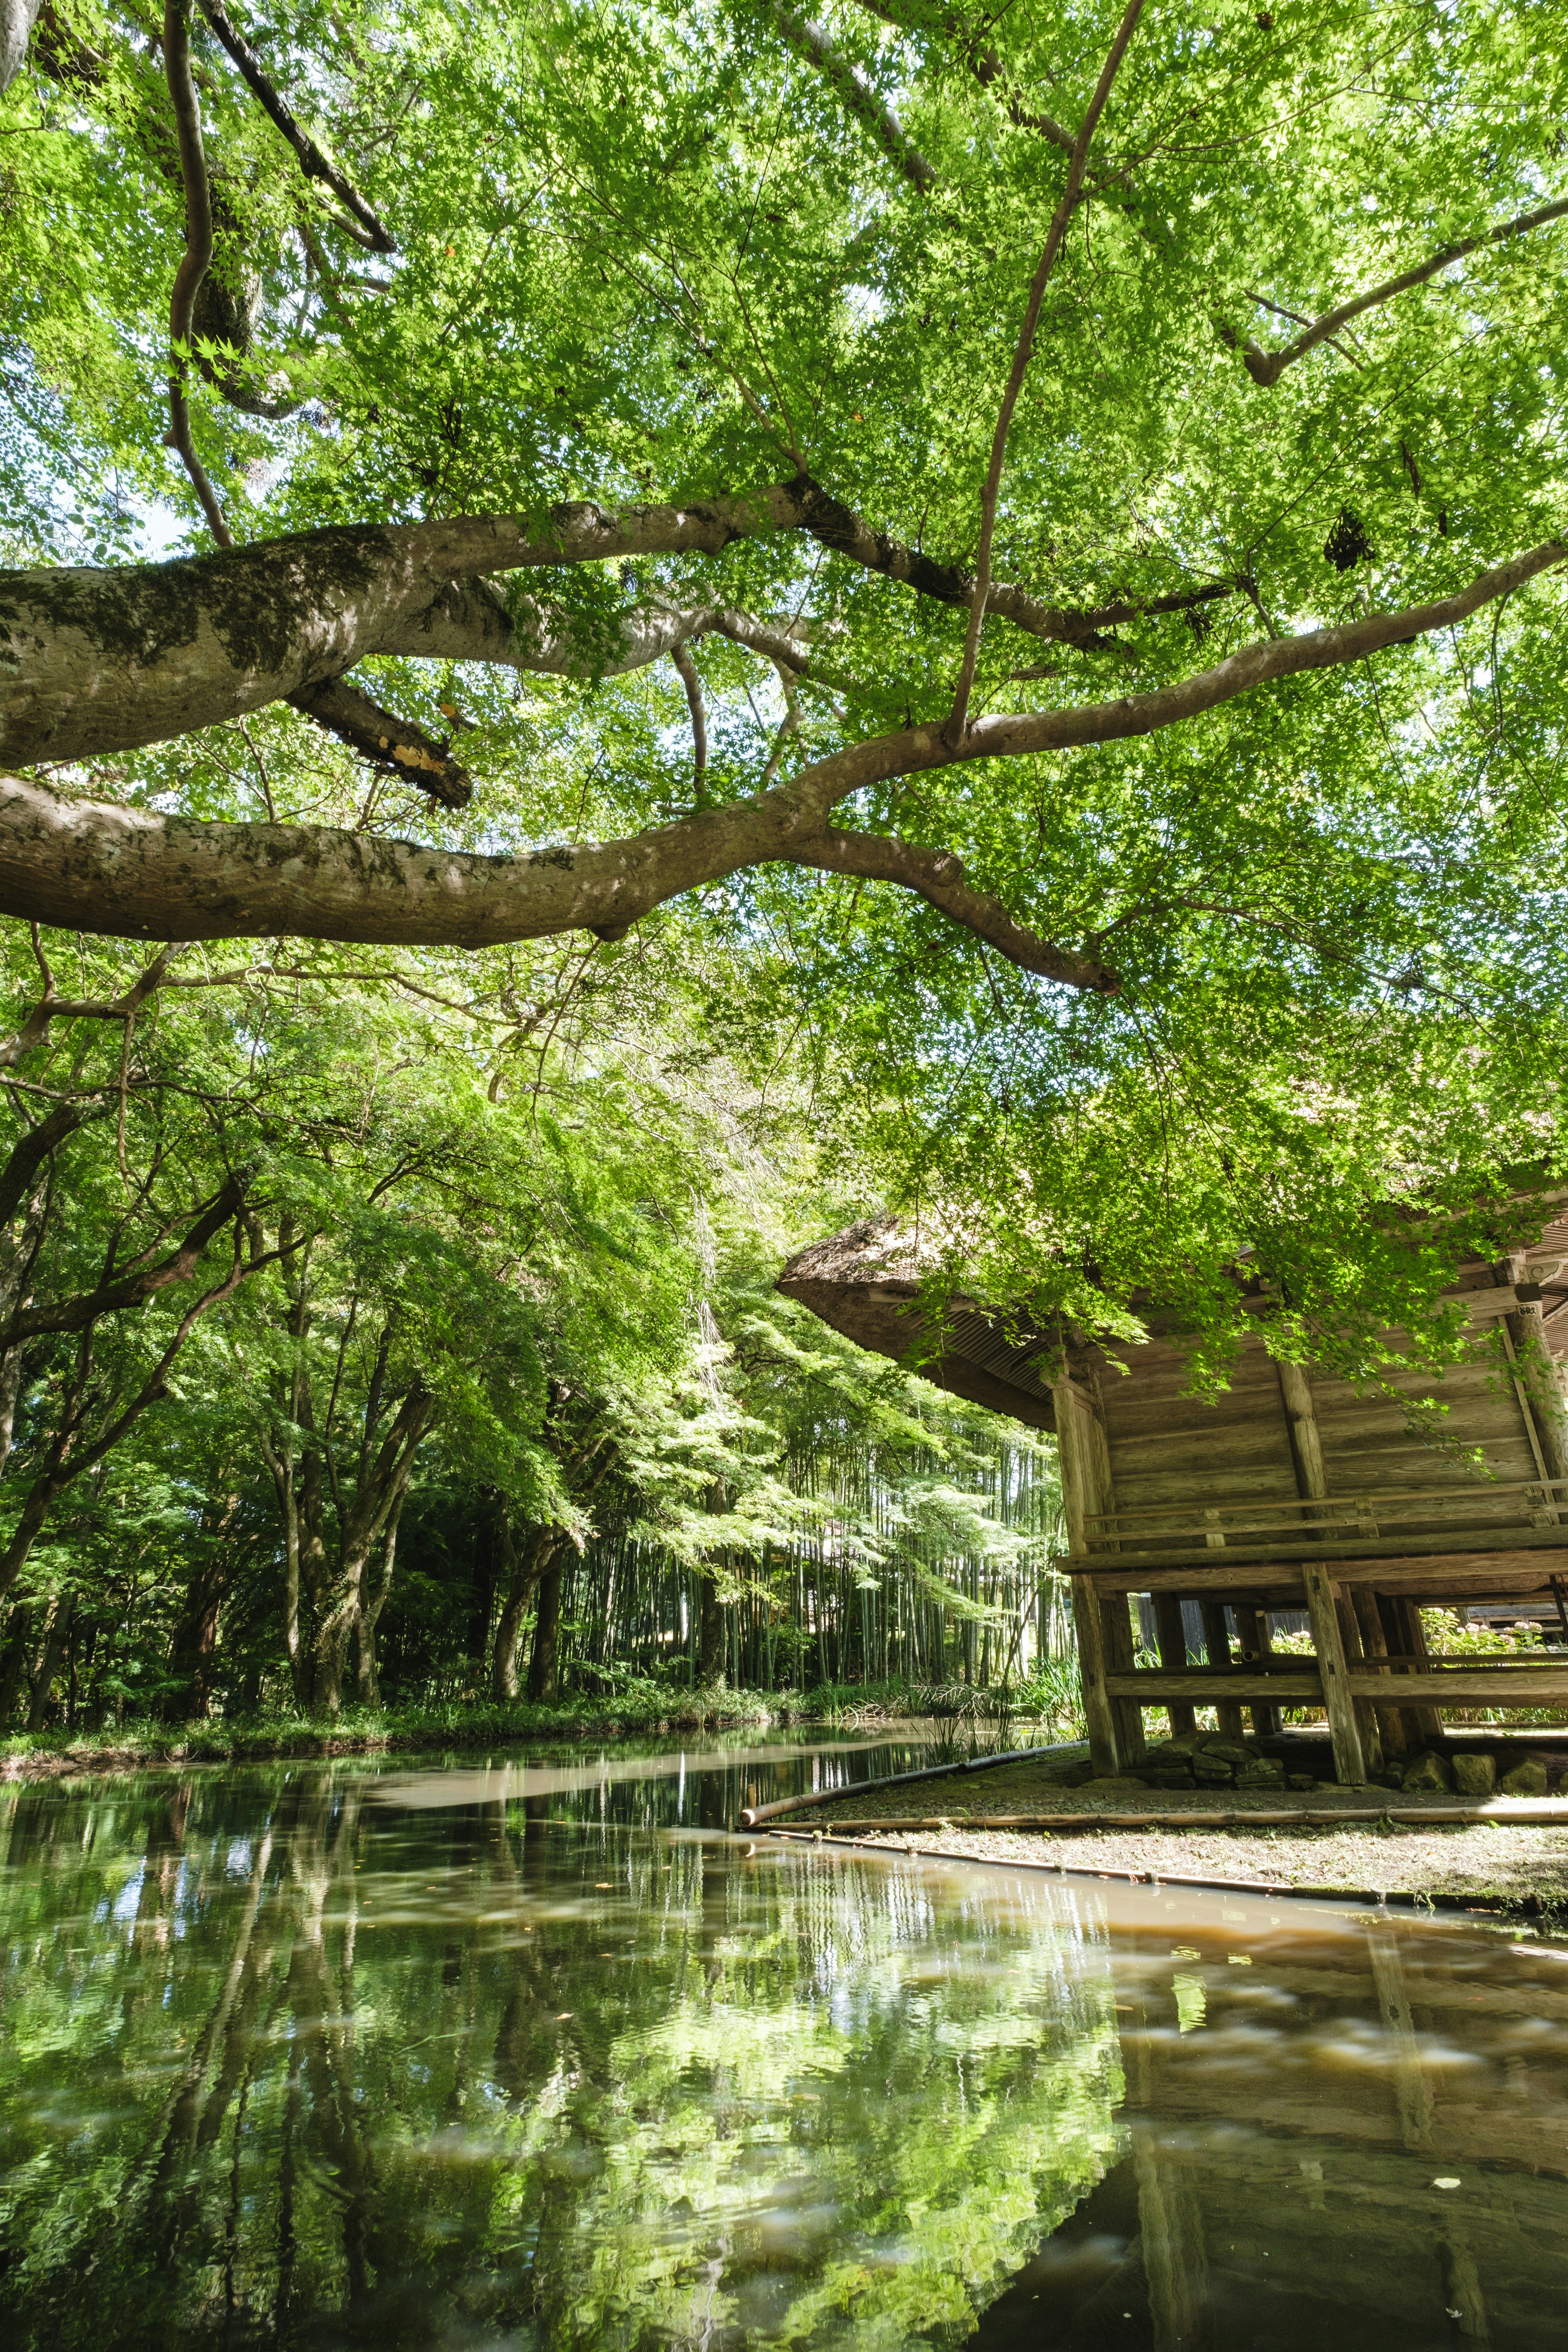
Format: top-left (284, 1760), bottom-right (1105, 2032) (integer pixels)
top-left (1, 1174), bottom-right (245, 1347)
top-left (0, 0), bottom-right (40, 94)
top-left (767, 0), bottom-right (936, 191)
top-left (195, 0), bottom-right (396, 254)
top-left (0, 484), bottom-right (1232, 768)
top-left (787, 829), bottom-right (1120, 989)
top-left (285, 677), bottom-right (472, 807)
top-left (0, 538), bottom-right (1557, 984)
top-left (0, 939), bottom-right (187, 1068)
top-left (163, 0), bottom-right (233, 548)
top-left (1227, 195), bottom-right (1568, 387)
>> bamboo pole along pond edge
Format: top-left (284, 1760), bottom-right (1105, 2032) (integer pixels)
top-left (753, 1801), bottom-right (1568, 1832)
top-left (735, 1742), bottom-right (1085, 1827)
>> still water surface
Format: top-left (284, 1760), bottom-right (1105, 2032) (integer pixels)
top-left (2, 1728), bottom-right (1566, 2349)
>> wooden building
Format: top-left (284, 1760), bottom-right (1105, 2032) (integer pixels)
top-left (778, 1209), bottom-right (1568, 1782)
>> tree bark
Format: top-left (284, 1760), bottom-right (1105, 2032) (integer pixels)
top-left (354, 1494), bottom-right (405, 1706)
top-left (27, 1591), bottom-right (71, 1729)
top-left (0, 1), bottom-right (40, 94)
top-left (490, 1520), bottom-right (561, 1701)
top-left (526, 1559), bottom-right (563, 1702)
top-left (299, 1383), bottom-right (435, 1713)
top-left (698, 1568), bottom-right (725, 1685)
top-left (0, 538), bottom-right (1556, 980)
top-left (0, 1604), bottom-right (31, 1726)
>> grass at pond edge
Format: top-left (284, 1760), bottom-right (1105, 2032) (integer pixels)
top-left (0, 1679), bottom-right (1050, 1779)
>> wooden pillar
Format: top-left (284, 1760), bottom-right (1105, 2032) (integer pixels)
top-left (1199, 1600), bottom-right (1247, 1739)
top-left (1303, 1562), bottom-right (1368, 1784)
top-left (1231, 1605), bottom-right (1281, 1739)
top-left (1070, 1574), bottom-right (1120, 1777)
top-left (1056, 1356), bottom-right (1143, 1768)
top-left (1503, 1250), bottom-right (1568, 1491)
top-left (1335, 1584), bottom-right (1384, 1776)
top-left (1102, 1585), bottom-right (1148, 1764)
top-left (1353, 1587), bottom-right (1407, 1762)
top-left (1384, 1593), bottom-right (1443, 1744)
top-left (1277, 1358), bottom-right (1329, 1504)
top-left (1152, 1594), bottom-right (1197, 1737)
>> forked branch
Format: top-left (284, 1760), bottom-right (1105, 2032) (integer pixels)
top-left (1230, 194), bottom-right (1568, 386)
top-left (196, 0), bottom-right (396, 253)
top-left (1, 536), bottom-right (1558, 988)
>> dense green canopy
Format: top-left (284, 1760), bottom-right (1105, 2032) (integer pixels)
top-left (4, 0), bottom-right (1568, 1334)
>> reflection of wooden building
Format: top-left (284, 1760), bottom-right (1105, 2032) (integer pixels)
top-left (778, 1211), bottom-right (1568, 1782)
top-left (972, 1896), bottom-right (1568, 2350)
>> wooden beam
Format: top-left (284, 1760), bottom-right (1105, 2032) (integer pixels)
top-left (1105, 1670), bottom-right (1324, 1702)
top-left (1303, 1562), bottom-right (1370, 1783)
top-left (1332, 1579), bottom-right (1385, 1775)
top-left (1346, 1668), bottom-right (1568, 1703)
top-left (1057, 1357), bottom-right (1146, 1764)
top-left (1277, 1358), bottom-right (1329, 1505)
top-left (1232, 1603), bottom-right (1283, 1740)
top-left (1069, 1566), bottom-right (1121, 1775)
top-left (1067, 1525), bottom-right (1568, 1574)
top-left (1079, 1552), bottom-right (1561, 1592)
top-left (1198, 1598), bottom-right (1247, 1739)
top-left (1352, 1585), bottom-right (1408, 1761)
top-left (1388, 1595), bottom-right (1444, 1742)
top-left (1102, 1582), bottom-right (1148, 1763)
top-left (1153, 1592), bottom-right (1197, 1736)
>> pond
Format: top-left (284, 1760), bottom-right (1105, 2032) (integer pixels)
top-left (2, 1727), bottom-right (1566, 2349)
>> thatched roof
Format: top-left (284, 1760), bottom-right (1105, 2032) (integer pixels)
top-left (776, 1217), bottom-right (1056, 1431)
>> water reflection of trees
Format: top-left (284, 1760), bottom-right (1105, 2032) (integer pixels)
top-left (0, 1769), bottom-right (1121, 2348)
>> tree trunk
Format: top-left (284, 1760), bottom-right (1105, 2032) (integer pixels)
top-left (526, 1559), bottom-right (563, 1702)
top-left (697, 1567), bottom-right (724, 1686)
top-left (492, 1523), bottom-right (561, 1701)
top-left (301, 1387), bottom-right (434, 1714)
top-left (164, 1555), bottom-right (226, 1722)
top-left (0, 3), bottom-right (42, 97)
top-left (0, 1604), bottom-right (31, 1726)
top-left (27, 1592), bottom-right (72, 1730)
top-left (354, 1497), bottom-right (406, 1707)
top-left (466, 1498), bottom-right (498, 1688)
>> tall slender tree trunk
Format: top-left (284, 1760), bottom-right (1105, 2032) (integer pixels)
top-left (0, 1604), bottom-right (31, 1727)
top-left (27, 1592), bottom-right (72, 1729)
top-left (697, 1567), bottom-right (724, 1686)
top-left (354, 1498), bottom-right (406, 1707)
top-left (526, 1559), bottom-right (563, 1702)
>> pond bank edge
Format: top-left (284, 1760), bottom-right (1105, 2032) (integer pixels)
top-left (762, 1827), bottom-right (1566, 1923)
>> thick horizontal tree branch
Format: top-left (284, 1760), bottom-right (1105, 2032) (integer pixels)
top-left (0, 536), bottom-right (1556, 987)
top-left (196, 0), bottom-right (396, 253)
top-left (1229, 194), bottom-right (1568, 386)
top-left (0, 481), bottom-right (1229, 768)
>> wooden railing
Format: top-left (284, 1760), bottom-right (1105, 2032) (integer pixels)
top-left (1081, 1474), bottom-right (1568, 1551)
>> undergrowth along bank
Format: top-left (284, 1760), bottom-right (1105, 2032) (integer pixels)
top-left (0, 1676), bottom-right (1068, 1779)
